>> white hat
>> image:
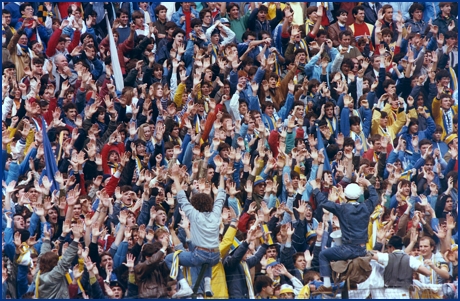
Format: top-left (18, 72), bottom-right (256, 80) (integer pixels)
top-left (279, 284), bottom-right (294, 295)
top-left (344, 183), bottom-right (362, 200)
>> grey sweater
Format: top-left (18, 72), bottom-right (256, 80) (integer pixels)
top-left (177, 188), bottom-right (226, 249)
top-left (35, 239), bottom-right (79, 299)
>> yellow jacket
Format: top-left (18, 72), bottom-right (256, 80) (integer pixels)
top-left (211, 225), bottom-right (237, 298)
top-left (173, 82), bottom-right (186, 108)
top-left (371, 105), bottom-right (406, 142)
top-left (432, 96), bottom-right (458, 140)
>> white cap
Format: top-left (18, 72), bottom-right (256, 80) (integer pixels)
top-left (344, 183), bottom-right (362, 200)
top-left (279, 284), bottom-right (294, 295)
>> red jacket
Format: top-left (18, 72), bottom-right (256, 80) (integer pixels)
top-left (101, 143), bottom-right (125, 175)
top-left (46, 27), bottom-right (81, 58)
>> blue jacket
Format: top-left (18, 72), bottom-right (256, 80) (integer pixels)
top-left (261, 92), bottom-right (294, 131)
top-left (398, 116), bottom-right (436, 152)
top-left (312, 185), bottom-right (379, 245)
top-left (171, 7), bottom-right (200, 31)
top-left (4, 2), bottom-right (21, 27)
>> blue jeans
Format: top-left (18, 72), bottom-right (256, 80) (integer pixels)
top-left (165, 248), bottom-right (220, 282)
top-left (318, 244), bottom-right (367, 278)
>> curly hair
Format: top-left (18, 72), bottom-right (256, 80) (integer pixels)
top-left (39, 251), bottom-right (59, 274)
top-left (190, 193), bottom-right (213, 212)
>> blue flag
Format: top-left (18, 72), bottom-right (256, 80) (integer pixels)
top-left (41, 117), bottom-right (59, 193)
top-left (316, 127), bottom-right (337, 185)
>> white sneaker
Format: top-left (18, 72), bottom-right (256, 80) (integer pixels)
top-left (172, 286), bottom-right (193, 299)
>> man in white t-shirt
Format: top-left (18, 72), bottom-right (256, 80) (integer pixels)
top-left (372, 236), bottom-right (431, 299)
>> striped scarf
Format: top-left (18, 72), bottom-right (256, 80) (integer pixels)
top-left (169, 250), bottom-right (183, 280)
top-left (241, 261), bottom-right (255, 299)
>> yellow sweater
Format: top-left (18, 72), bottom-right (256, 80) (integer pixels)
top-left (211, 225), bottom-right (237, 298)
top-left (371, 105), bottom-right (406, 142)
top-left (432, 96), bottom-right (458, 140)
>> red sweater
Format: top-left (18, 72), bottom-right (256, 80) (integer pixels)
top-left (46, 28), bottom-right (81, 58)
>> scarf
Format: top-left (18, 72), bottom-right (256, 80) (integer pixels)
top-left (17, 243), bottom-right (32, 266)
top-left (241, 261), bottom-right (255, 299)
top-left (350, 131), bottom-right (368, 152)
top-left (170, 250), bottom-right (183, 280)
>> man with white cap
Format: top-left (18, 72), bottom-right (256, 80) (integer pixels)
top-left (309, 175), bottom-right (379, 295)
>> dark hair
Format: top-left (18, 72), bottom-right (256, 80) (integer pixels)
top-left (382, 4), bottom-right (393, 14)
top-left (199, 8), bottom-right (211, 20)
top-left (341, 58), bottom-right (354, 69)
top-left (343, 137), bottom-right (355, 148)
top-left (63, 102), bottom-right (77, 113)
top-left (254, 275), bottom-right (273, 294)
top-left (19, 2), bottom-right (32, 14)
top-left (165, 21), bottom-right (177, 30)
top-left (338, 30), bottom-right (353, 40)
top-left (388, 236), bottom-right (404, 249)
top-left (381, 28), bottom-right (393, 38)
top-left (352, 5), bottom-right (365, 16)
top-left (154, 4), bottom-right (168, 17)
top-left (191, 18), bottom-right (202, 28)
top-left (383, 79), bottom-right (396, 90)
top-left (242, 31), bottom-right (257, 41)
top-left (418, 138), bottom-right (432, 148)
top-left (444, 31), bottom-right (457, 40)
top-left (2, 9), bottom-right (11, 15)
top-left (32, 57), bottom-right (44, 66)
top-left (349, 116), bottom-right (361, 126)
top-left (228, 3), bottom-right (239, 12)
top-left (190, 193), bottom-right (213, 212)
top-left (439, 2), bottom-right (451, 8)
top-left (316, 29), bottom-right (328, 37)
top-left (172, 28), bottom-right (186, 38)
top-left (408, 3), bottom-right (424, 17)
top-left (142, 242), bottom-right (162, 257)
top-left (435, 69), bottom-right (451, 82)
top-left (306, 6), bottom-right (318, 17)
top-left (303, 270), bottom-right (320, 285)
top-left (335, 8), bottom-right (348, 17)
top-left (258, 5), bottom-right (268, 13)
top-left (2, 61), bottom-right (16, 73)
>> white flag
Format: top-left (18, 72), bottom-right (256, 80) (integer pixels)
top-left (105, 10), bottom-right (124, 90)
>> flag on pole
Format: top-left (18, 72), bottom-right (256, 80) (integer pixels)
top-left (105, 10), bottom-right (124, 91)
top-left (316, 126), bottom-right (336, 185)
top-left (41, 117), bottom-right (59, 193)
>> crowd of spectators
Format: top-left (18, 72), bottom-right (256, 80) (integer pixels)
top-left (1, 1), bottom-right (458, 299)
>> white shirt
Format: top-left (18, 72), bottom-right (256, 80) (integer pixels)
top-left (377, 250), bottom-right (422, 270)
